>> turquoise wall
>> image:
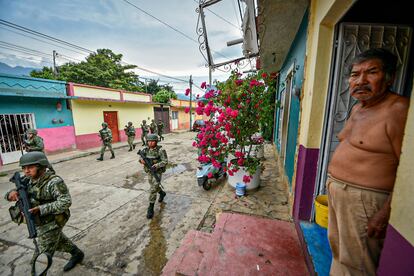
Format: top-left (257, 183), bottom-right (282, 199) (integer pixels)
top-left (0, 74), bottom-right (73, 128)
top-left (274, 11), bottom-right (308, 185)
top-left (0, 96), bottom-right (73, 128)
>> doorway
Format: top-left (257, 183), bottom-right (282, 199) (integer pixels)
top-left (0, 113), bottom-right (35, 164)
top-left (103, 111), bottom-right (120, 143)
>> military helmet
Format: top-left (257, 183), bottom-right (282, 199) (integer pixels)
top-left (102, 122), bottom-right (108, 127)
top-left (26, 128), bottom-right (38, 135)
top-left (19, 152), bottom-right (49, 167)
top-left (142, 120), bottom-right (147, 123)
top-left (147, 134), bottom-right (159, 141)
top-left (128, 121), bottom-right (132, 125)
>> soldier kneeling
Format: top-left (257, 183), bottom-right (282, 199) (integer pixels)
top-left (5, 152), bottom-right (84, 274)
top-left (138, 134), bottom-right (168, 219)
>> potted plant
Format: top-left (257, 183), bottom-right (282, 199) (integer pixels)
top-left (187, 70), bottom-right (275, 190)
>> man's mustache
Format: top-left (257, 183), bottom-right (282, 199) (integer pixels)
top-left (351, 85), bottom-right (372, 93)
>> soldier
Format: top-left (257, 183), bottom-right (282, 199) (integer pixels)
top-left (5, 152), bottom-right (84, 274)
top-left (124, 122), bottom-right (136, 151)
top-left (23, 128), bottom-right (55, 174)
top-left (140, 120), bottom-right (149, 146)
top-left (157, 119), bottom-right (165, 141)
top-left (149, 119), bottom-right (158, 134)
top-left (138, 134), bottom-right (168, 219)
top-left (97, 122), bottom-right (115, 161)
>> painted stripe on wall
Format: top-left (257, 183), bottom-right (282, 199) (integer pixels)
top-left (76, 128), bottom-right (142, 150)
top-left (293, 144), bottom-right (320, 220)
top-left (37, 126), bottom-right (76, 153)
top-left (377, 224), bottom-right (414, 275)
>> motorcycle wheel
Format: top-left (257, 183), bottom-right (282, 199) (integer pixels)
top-left (202, 178), bottom-right (212, 190)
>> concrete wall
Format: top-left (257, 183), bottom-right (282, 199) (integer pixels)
top-left (71, 100), bottom-right (154, 149)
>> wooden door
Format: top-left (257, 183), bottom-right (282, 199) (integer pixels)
top-left (104, 111), bottom-right (119, 142)
top-left (154, 107), bottom-right (170, 133)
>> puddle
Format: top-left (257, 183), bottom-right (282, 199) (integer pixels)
top-left (140, 204), bottom-right (168, 275)
top-left (163, 162), bottom-right (192, 179)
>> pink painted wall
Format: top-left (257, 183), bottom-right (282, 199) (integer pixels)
top-left (37, 126), bottom-right (76, 153)
top-left (76, 128), bottom-right (142, 150)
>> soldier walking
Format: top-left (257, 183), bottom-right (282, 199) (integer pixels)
top-left (149, 119), bottom-right (158, 134)
top-left (140, 120), bottom-right (149, 146)
top-left (124, 122), bottom-right (136, 151)
top-left (23, 128), bottom-right (55, 174)
top-left (157, 119), bottom-right (165, 141)
top-left (97, 122), bottom-right (115, 161)
top-left (138, 134), bottom-right (168, 219)
top-left (5, 152), bottom-right (84, 274)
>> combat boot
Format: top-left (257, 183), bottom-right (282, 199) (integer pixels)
top-left (110, 153), bottom-right (115, 159)
top-left (146, 203), bottom-right (155, 219)
top-left (133, 144), bottom-right (136, 149)
top-left (96, 155), bottom-right (103, 161)
top-left (128, 147), bottom-right (133, 152)
top-left (63, 247), bottom-right (84, 271)
top-left (158, 190), bottom-right (166, 202)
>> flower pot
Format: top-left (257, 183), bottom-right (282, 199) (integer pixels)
top-left (227, 166), bottom-right (260, 190)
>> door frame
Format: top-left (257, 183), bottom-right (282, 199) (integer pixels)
top-left (103, 111), bottom-right (120, 143)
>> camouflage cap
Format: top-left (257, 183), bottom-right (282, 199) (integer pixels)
top-left (146, 134), bottom-right (159, 141)
top-left (19, 152), bottom-right (50, 167)
top-left (26, 128), bottom-right (38, 135)
top-left (102, 122), bottom-right (108, 127)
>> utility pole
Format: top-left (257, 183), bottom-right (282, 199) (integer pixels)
top-left (52, 50), bottom-right (57, 77)
top-left (189, 75), bottom-right (193, 131)
top-left (209, 66), bottom-right (212, 86)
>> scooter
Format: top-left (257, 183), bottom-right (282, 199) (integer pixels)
top-left (196, 160), bottom-right (227, 190)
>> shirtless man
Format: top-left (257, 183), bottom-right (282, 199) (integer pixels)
top-left (327, 48), bottom-right (409, 275)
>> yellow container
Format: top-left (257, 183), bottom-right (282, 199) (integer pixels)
top-left (314, 195), bottom-right (329, 228)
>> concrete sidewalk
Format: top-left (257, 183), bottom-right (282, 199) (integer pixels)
top-left (0, 131), bottom-right (183, 175)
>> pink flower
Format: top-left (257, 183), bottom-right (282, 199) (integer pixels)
top-left (237, 158), bottom-right (244, 166)
top-left (235, 79), bottom-right (243, 86)
top-left (228, 170), bottom-right (234, 176)
top-left (192, 141), bottom-right (197, 147)
top-left (201, 82), bottom-right (207, 89)
top-left (185, 107), bottom-right (190, 113)
top-left (230, 110), bottom-right (239, 118)
top-left (185, 88), bottom-right (191, 96)
top-left (235, 151), bottom-right (244, 158)
top-left (243, 175), bottom-right (251, 183)
top-left (208, 172), bottom-right (213, 178)
top-left (261, 72), bottom-right (268, 78)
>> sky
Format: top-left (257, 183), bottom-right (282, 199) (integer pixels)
top-left (0, 0), bottom-right (252, 95)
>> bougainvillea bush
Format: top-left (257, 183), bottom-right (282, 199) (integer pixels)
top-left (186, 70), bottom-right (275, 184)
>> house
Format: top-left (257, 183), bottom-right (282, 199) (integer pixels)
top-left (0, 73), bottom-right (75, 165)
top-left (67, 82), bottom-right (167, 149)
top-left (259, 0), bottom-right (414, 274)
top-left (170, 93), bottom-right (205, 131)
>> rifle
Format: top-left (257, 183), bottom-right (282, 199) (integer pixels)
top-left (137, 149), bottom-right (161, 183)
top-left (9, 172), bottom-right (52, 276)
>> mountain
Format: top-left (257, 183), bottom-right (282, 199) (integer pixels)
top-left (0, 62), bottom-right (39, 76)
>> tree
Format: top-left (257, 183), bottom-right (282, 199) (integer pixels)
top-left (152, 89), bottom-right (177, 103)
top-left (30, 49), bottom-right (143, 92)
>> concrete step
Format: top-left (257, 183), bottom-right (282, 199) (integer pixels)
top-left (162, 230), bottom-right (213, 276)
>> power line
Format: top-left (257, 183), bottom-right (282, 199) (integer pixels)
top-left (121, 0), bottom-right (198, 43)
top-left (120, 0), bottom-right (230, 60)
top-left (192, 0), bottom-right (240, 30)
top-left (0, 19), bottom-right (94, 54)
top-left (0, 26), bottom-right (89, 57)
top-left (0, 51), bottom-right (53, 65)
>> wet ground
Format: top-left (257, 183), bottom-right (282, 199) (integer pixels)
top-left (0, 131), bottom-right (291, 275)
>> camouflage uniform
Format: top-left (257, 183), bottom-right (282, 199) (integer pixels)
top-left (139, 134), bottom-right (168, 219)
top-left (140, 120), bottom-right (150, 146)
top-left (97, 123), bottom-right (115, 160)
top-left (157, 120), bottom-right (165, 141)
top-left (5, 152), bottom-right (84, 274)
top-left (25, 129), bottom-right (55, 174)
top-left (149, 120), bottom-right (158, 134)
top-left (124, 122), bottom-right (136, 151)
